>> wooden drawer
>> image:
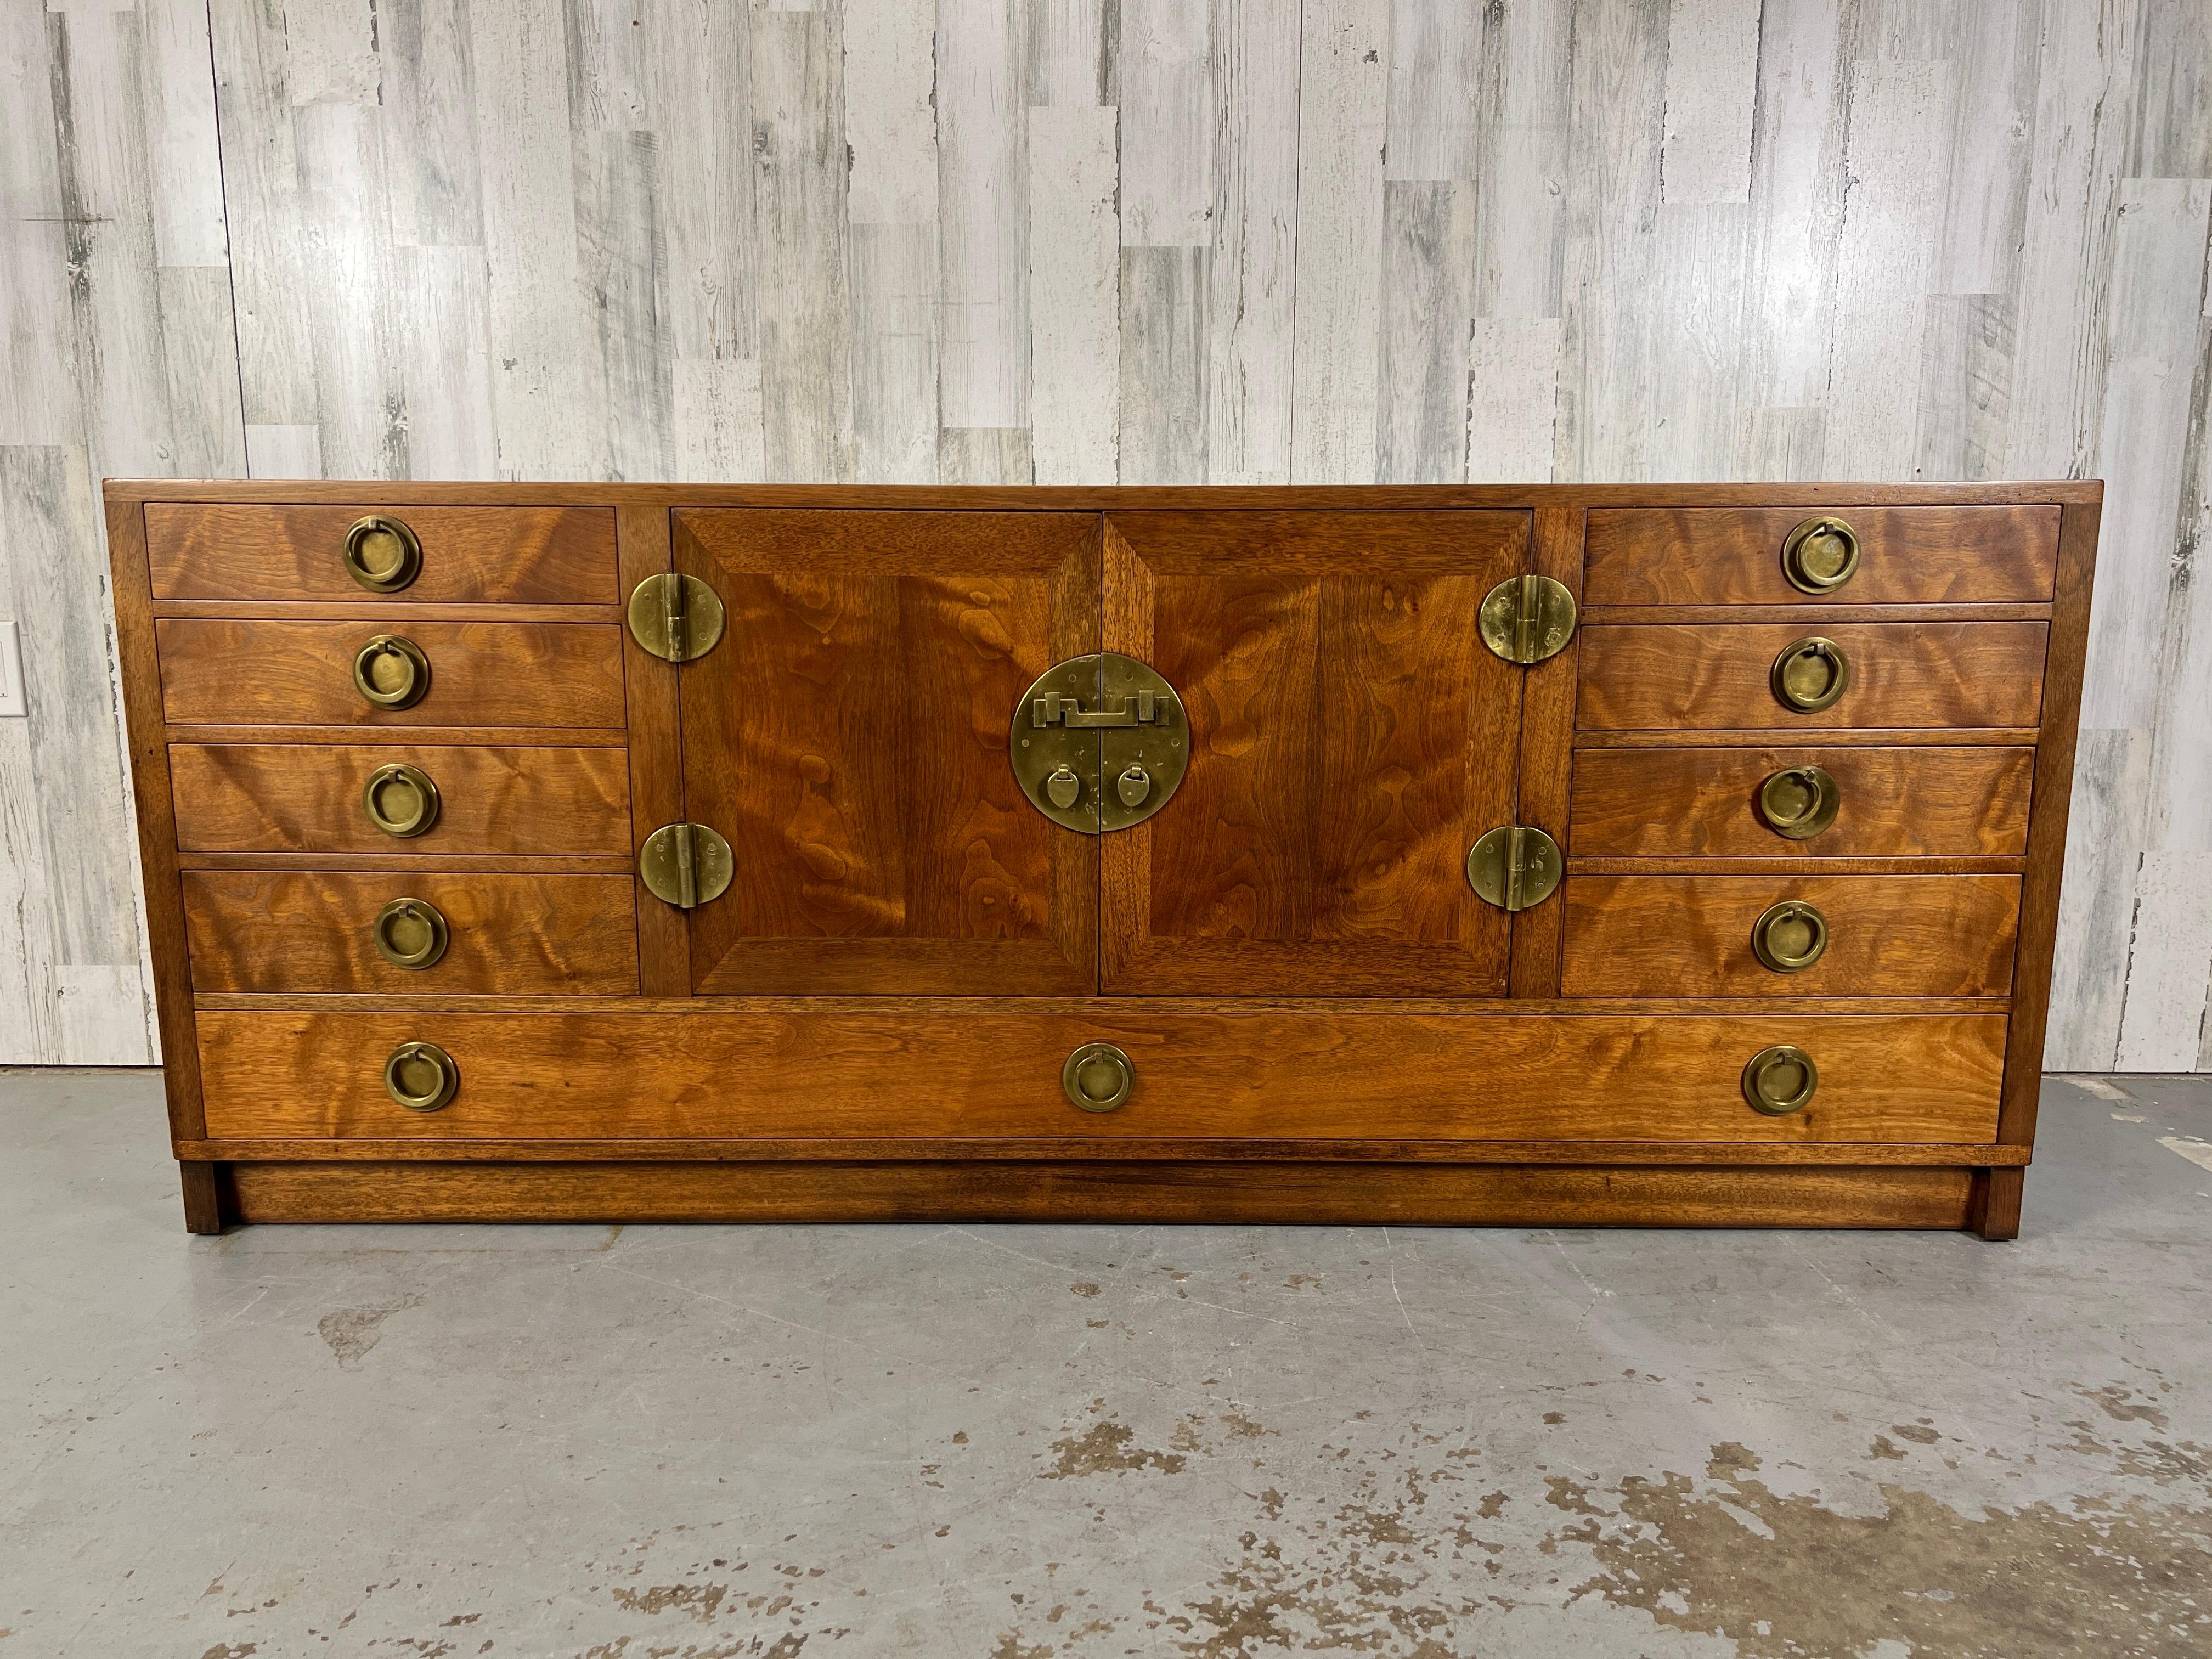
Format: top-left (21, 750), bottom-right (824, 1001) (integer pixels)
top-left (1577, 622), bottom-right (2046, 731)
top-left (1583, 505), bottom-right (2059, 605)
top-left (171, 743), bottom-right (632, 855)
top-left (144, 504), bottom-right (619, 603)
top-left (196, 1011), bottom-right (2006, 1144)
top-left (1560, 874), bottom-right (2020, 998)
top-left (156, 620), bottom-right (627, 727)
top-left (182, 872), bottom-right (639, 994)
top-left (1568, 746), bottom-right (2034, 857)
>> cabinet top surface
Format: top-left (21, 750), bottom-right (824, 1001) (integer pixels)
top-left (104, 479), bottom-right (2104, 509)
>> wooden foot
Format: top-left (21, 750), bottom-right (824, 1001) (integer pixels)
top-left (1968, 1166), bottom-right (2023, 1240)
top-left (179, 1161), bottom-right (225, 1234)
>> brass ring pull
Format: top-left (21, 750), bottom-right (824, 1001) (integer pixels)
top-left (1770, 636), bottom-right (1850, 714)
top-left (1757, 764), bottom-right (1839, 841)
top-left (342, 514), bottom-right (422, 592)
top-left (372, 896), bottom-right (449, 970)
top-left (361, 762), bottom-right (441, 838)
top-left (384, 1041), bottom-right (459, 1111)
top-left (1780, 516), bottom-right (1860, 594)
top-left (1742, 1045), bottom-right (1818, 1116)
top-left (1062, 1042), bottom-right (1134, 1113)
top-left (1751, 900), bottom-right (1828, 973)
top-left (353, 634), bottom-right (431, 709)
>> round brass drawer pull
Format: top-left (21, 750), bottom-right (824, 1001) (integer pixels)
top-left (343, 514), bottom-right (422, 592)
top-left (1757, 764), bottom-right (1839, 840)
top-left (1742, 1045), bottom-right (1818, 1116)
top-left (1751, 899), bottom-right (1828, 973)
top-left (361, 762), bottom-right (441, 838)
top-left (353, 634), bottom-right (431, 709)
top-left (372, 896), bottom-right (449, 970)
top-left (1063, 1042), bottom-right (1134, 1113)
top-left (1770, 636), bottom-right (1850, 714)
top-left (384, 1040), bottom-right (459, 1112)
top-left (1780, 516), bottom-right (1860, 594)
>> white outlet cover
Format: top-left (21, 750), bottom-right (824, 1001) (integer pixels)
top-left (0, 621), bottom-right (26, 716)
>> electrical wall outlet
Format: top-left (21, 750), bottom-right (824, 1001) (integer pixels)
top-left (0, 622), bottom-right (26, 717)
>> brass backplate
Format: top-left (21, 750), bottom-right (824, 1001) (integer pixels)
top-left (638, 822), bottom-right (735, 909)
top-left (343, 514), bottom-right (422, 592)
top-left (1771, 636), bottom-right (1850, 713)
top-left (1465, 825), bottom-right (1563, 911)
top-left (1781, 516), bottom-right (1860, 593)
top-left (1742, 1044), bottom-right (1818, 1116)
top-left (627, 573), bottom-right (726, 662)
top-left (1751, 899), bottom-right (1829, 973)
top-left (362, 762), bottom-right (441, 838)
top-left (1757, 764), bottom-right (1841, 841)
top-left (1479, 574), bottom-right (1578, 665)
top-left (1062, 1042), bottom-right (1135, 1112)
top-left (1011, 653), bottom-right (1188, 833)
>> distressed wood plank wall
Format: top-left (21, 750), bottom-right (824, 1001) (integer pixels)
top-left (1, 0), bottom-right (2206, 1069)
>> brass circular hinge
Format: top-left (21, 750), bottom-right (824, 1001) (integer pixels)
top-left (372, 896), bottom-right (450, 971)
top-left (1465, 825), bottom-right (1562, 911)
top-left (1757, 764), bottom-right (1840, 841)
top-left (1781, 516), bottom-right (1860, 594)
top-left (385, 1041), bottom-right (460, 1112)
top-left (1751, 899), bottom-right (1829, 974)
top-left (1063, 1042), bottom-right (1135, 1113)
top-left (1479, 574), bottom-right (1577, 664)
top-left (1742, 1045), bottom-right (1818, 1116)
top-left (361, 762), bottom-right (441, 838)
top-left (1011, 653), bottom-right (1188, 833)
top-left (627, 573), bottom-right (725, 662)
top-left (343, 514), bottom-right (422, 593)
top-left (638, 821), bottom-right (734, 909)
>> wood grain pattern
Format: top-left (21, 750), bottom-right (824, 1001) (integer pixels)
top-left (143, 504), bottom-right (618, 602)
top-left (616, 505), bottom-right (689, 997)
top-left (674, 510), bottom-right (1098, 994)
top-left (1509, 504), bottom-right (1585, 996)
top-left (1576, 622), bottom-right (2048, 732)
top-left (1568, 746), bottom-right (2035, 858)
top-left (182, 871), bottom-right (638, 995)
top-left (219, 1159), bottom-right (1979, 1229)
top-left (1102, 510), bottom-right (1526, 995)
top-left (194, 1010), bottom-right (2007, 1144)
top-left (1583, 505), bottom-right (2062, 605)
top-left (169, 743), bottom-right (631, 855)
top-left (1559, 874), bottom-right (2022, 999)
top-left (154, 620), bottom-right (628, 728)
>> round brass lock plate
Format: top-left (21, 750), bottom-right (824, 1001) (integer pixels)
top-left (1770, 636), bottom-right (1850, 714)
top-left (1780, 516), bottom-right (1860, 594)
top-left (1466, 825), bottom-right (1562, 911)
top-left (1751, 899), bottom-right (1828, 973)
top-left (373, 896), bottom-right (450, 970)
top-left (1757, 764), bottom-right (1840, 841)
top-left (1478, 574), bottom-right (1578, 664)
top-left (1011, 654), bottom-right (1188, 833)
top-left (385, 1040), bottom-right (459, 1112)
top-left (1063, 1042), bottom-right (1134, 1112)
top-left (627, 573), bottom-right (726, 662)
top-left (353, 634), bottom-right (431, 709)
top-left (343, 514), bottom-right (422, 592)
top-left (638, 822), bottom-right (735, 909)
top-left (362, 761), bottom-right (441, 838)
top-left (1742, 1044), bottom-right (1818, 1116)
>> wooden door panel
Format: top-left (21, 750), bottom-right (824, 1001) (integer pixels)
top-left (1102, 511), bottom-right (1528, 995)
top-left (674, 510), bottom-right (1098, 994)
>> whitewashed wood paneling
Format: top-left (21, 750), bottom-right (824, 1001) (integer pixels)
top-left (2, 0), bottom-right (2208, 1069)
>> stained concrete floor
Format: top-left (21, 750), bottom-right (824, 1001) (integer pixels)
top-left (2, 1073), bottom-right (2209, 1658)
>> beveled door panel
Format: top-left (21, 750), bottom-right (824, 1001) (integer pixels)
top-left (1101, 511), bottom-right (1529, 995)
top-left (674, 510), bottom-right (1099, 994)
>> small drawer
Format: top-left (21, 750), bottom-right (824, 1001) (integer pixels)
top-left (1568, 746), bottom-right (2034, 857)
top-left (194, 1009), bottom-right (2005, 1144)
top-left (1583, 505), bottom-right (2059, 605)
top-left (171, 743), bottom-right (633, 855)
top-left (182, 871), bottom-right (639, 994)
top-left (1576, 622), bottom-right (2046, 731)
top-left (156, 619), bottom-right (627, 727)
top-left (1560, 874), bottom-right (2021, 998)
top-left (145, 504), bottom-right (618, 603)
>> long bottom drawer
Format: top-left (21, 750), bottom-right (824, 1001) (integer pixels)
top-left (196, 1011), bottom-right (2007, 1144)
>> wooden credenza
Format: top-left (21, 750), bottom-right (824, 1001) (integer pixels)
top-left (105, 483), bottom-right (2100, 1237)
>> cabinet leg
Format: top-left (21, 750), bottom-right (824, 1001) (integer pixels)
top-left (1969, 1166), bottom-right (2023, 1241)
top-left (179, 1161), bottom-right (225, 1235)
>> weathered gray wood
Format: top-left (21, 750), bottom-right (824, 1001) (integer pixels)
top-left (1028, 104), bottom-right (1119, 484)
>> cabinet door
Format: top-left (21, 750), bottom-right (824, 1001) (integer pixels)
top-left (1101, 511), bottom-right (1528, 995)
top-left (675, 510), bottom-right (1098, 994)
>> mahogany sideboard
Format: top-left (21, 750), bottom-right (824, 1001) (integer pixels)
top-left (103, 482), bottom-right (2101, 1236)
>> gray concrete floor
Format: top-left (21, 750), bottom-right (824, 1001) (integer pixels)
top-left (2, 1075), bottom-right (2209, 1659)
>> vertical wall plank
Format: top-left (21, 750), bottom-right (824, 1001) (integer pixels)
top-left (938, 0), bottom-right (1031, 472)
top-left (1377, 180), bottom-right (1477, 483)
top-left (1658, 0), bottom-right (1760, 205)
top-left (1029, 105), bottom-right (1120, 484)
top-left (847, 0), bottom-right (940, 484)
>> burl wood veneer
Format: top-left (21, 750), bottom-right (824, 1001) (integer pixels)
top-left (107, 482), bottom-right (2101, 1237)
